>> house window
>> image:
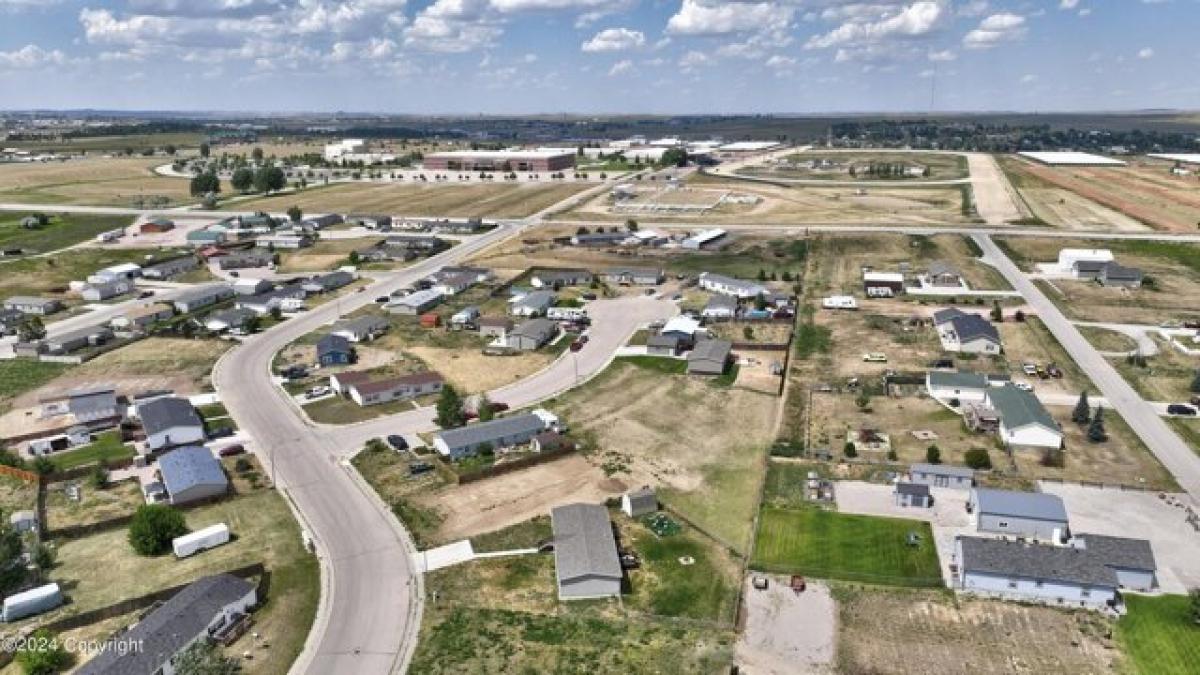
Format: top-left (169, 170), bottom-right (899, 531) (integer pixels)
top-left (998, 521), bottom-right (1008, 528)
top-left (1007, 580), bottom-right (1017, 589)
top-left (1081, 587), bottom-right (1091, 598)
top-left (1034, 580), bottom-right (1043, 588)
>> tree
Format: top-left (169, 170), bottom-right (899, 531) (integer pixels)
top-left (964, 447), bottom-right (992, 470)
top-left (0, 520), bottom-right (26, 595)
top-left (199, 142), bottom-right (211, 158)
top-left (128, 504), bottom-right (188, 556)
top-left (189, 171), bottom-right (220, 197)
top-left (435, 385), bottom-right (466, 429)
top-left (89, 461), bottom-right (109, 490)
top-left (1191, 588), bottom-right (1200, 625)
top-left (287, 205), bottom-right (303, 223)
top-left (163, 144), bottom-right (177, 156)
top-left (1072, 390), bottom-right (1091, 424)
top-left (1013, 309), bottom-right (1026, 323)
top-left (625, 219), bottom-right (638, 232)
top-left (926, 445), bottom-right (941, 464)
top-left (15, 629), bottom-right (72, 675)
top-left (32, 457), bottom-right (54, 475)
top-left (990, 300), bottom-right (1003, 322)
top-left (171, 640), bottom-right (240, 675)
top-left (269, 306), bottom-right (282, 321)
top-left (230, 167), bottom-right (254, 192)
top-left (659, 147), bottom-right (687, 167)
top-left (757, 268), bottom-right (767, 282)
top-left (17, 316), bottom-right (46, 342)
top-left (743, 325), bottom-right (755, 340)
top-left (251, 146), bottom-right (264, 163)
top-left (347, 250), bottom-right (360, 265)
top-left (243, 314), bottom-right (262, 334)
top-left (843, 441), bottom-right (857, 458)
top-left (33, 543), bottom-right (55, 571)
top-left (1087, 405), bottom-right (1107, 443)
top-left (855, 391), bottom-right (870, 410)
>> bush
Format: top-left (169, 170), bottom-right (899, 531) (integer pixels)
top-left (15, 629), bottom-right (71, 675)
top-left (843, 441), bottom-right (858, 458)
top-left (234, 457), bottom-right (253, 473)
top-left (926, 445), bottom-right (941, 464)
top-left (128, 505), bottom-right (188, 556)
top-left (964, 447), bottom-right (992, 470)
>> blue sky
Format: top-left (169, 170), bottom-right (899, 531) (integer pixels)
top-left (1, 0), bottom-right (1197, 113)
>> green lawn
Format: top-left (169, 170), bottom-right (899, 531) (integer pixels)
top-left (752, 507), bottom-right (943, 587)
top-left (1117, 594), bottom-right (1200, 675)
top-left (627, 523), bottom-right (738, 622)
top-left (0, 212), bottom-right (134, 255)
top-left (666, 239), bottom-right (808, 279)
top-left (615, 355), bottom-right (687, 375)
top-left (47, 431), bottom-right (134, 471)
top-left (0, 360), bottom-right (70, 409)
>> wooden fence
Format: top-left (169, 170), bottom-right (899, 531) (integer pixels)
top-left (455, 445), bottom-right (576, 485)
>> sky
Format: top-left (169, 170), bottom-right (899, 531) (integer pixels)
top-left (0, 0), bottom-right (1197, 114)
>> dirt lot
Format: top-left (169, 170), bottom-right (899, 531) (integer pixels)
top-left (234, 181), bottom-right (590, 218)
top-left (736, 576), bottom-right (835, 674)
top-left (407, 345), bottom-right (556, 395)
top-left (743, 151), bottom-right (968, 181)
top-left (835, 586), bottom-right (1120, 674)
top-left (998, 156), bottom-right (1150, 231)
top-left (276, 237), bottom-right (384, 272)
top-left (0, 157), bottom-right (223, 207)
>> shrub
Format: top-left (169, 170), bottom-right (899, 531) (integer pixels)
top-left (15, 629), bottom-right (71, 675)
top-left (843, 441), bottom-right (858, 458)
top-left (964, 447), bottom-right (992, 470)
top-left (128, 505), bottom-right (188, 556)
top-left (926, 445), bottom-right (941, 464)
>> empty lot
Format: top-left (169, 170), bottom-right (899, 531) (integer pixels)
top-left (234, 181), bottom-right (591, 218)
top-left (0, 157), bottom-right (218, 207)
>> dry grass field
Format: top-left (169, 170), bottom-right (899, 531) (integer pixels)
top-left (998, 155), bottom-right (1147, 230)
top-left (1078, 325), bottom-right (1139, 353)
top-left (0, 157), bottom-right (224, 207)
top-left (835, 586), bottom-right (1120, 675)
top-left (276, 237), bottom-right (383, 272)
top-left (1112, 336), bottom-right (1199, 403)
top-left (234, 181), bottom-right (590, 218)
top-left (406, 345), bottom-right (556, 394)
top-left (65, 337), bottom-right (230, 395)
top-left (0, 475), bottom-right (37, 517)
top-left (44, 478), bottom-right (144, 531)
top-left (806, 233), bottom-right (1008, 297)
top-left (743, 151), bottom-right (969, 181)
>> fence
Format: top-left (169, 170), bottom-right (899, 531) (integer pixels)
top-left (1036, 477), bottom-right (1155, 493)
top-left (45, 489), bottom-right (233, 541)
top-left (455, 444), bottom-right (576, 484)
top-left (0, 464), bottom-right (39, 483)
top-left (728, 341), bottom-right (790, 351)
top-left (44, 456), bottom-right (136, 484)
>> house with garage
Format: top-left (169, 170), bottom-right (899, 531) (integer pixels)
top-left (908, 463), bottom-right (974, 489)
top-left (701, 295), bottom-right (738, 320)
top-left (347, 372), bottom-right (444, 407)
top-left (316, 334), bottom-right (353, 366)
top-left (88, 262), bottom-right (142, 284)
top-left (893, 482), bottom-right (933, 508)
top-left (173, 285), bottom-right (234, 314)
top-left (698, 272), bottom-right (767, 299)
top-left (157, 446), bottom-right (229, 505)
top-left (646, 334), bottom-right (682, 357)
top-left (863, 271), bottom-right (905, 297)
top-left (331, 315), bottom-right (390, 343)
top-left (531, 268), bottom-right (593, 288)
top-left (602, 267), bottom-right (663, 286)
top-left (934, 308), bottom-right (1002, 354)
top-left (432, 411), bottom-right (554, 459)
top-left (506, 318), bottom-right (558, 351)
top-left (509, 290), bottom-right (556, 317)
top-left (142, 256), bottom-right (199, 280)
top-left (985, 385), bottom-right (1062, 449)
top-left (1098, 263), bottom-right (1144, 288)
top-left (112, 303), bottom-right (175, 332)
top-left (80, 279), bottom-right (134, 302)
top-left (968, 488), bottom-right (1069, 542)
top-left (4, 296), bottom-right (62, 316)
top-left (255, 233), bottom-right (311, 249)
top-left (1057, 248), bottom-right (1114, 276)
top-left (687, 339), bottom-right (732, 376)
top-left (388, 288), bottom-right (444, 316)
top-left (77, 573), bottom-right (256, 675)
top-left (218, 251), bottom-right (272, 271)
top-left (430, 270), bottom-right (480, 296)
top-left (660, 315), bottom-right (704, 346)
top-left (925, 370), bottom-right (1010, 404)
top-left (925, 261), bottom-right (964, 288)
top-left (1067, 533), bottom-right (1158, 591)
top-left (139, 396), bottom-right (206, 452)
top-left (45, 325), bottom-right (113, 354)
top-left (237, 287), bottom-right (306, 315)
top-left (302, 271), bottom-right (354, 294)
top-left (550, 503), bottom-right (623, 601)
top-left (478, 316), bottom-right (513, 340)
top-left (204, 307), bottom-right (256, 334)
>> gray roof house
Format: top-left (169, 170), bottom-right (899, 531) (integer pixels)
top-left (141, 256), bottom-right (199, 280)
top-left (158, 446), bottom-right (229, 505)
top-left (968, 488), bottom-right (1069, 541)
top-left (701, 294), bottom-right (738, 319)
top-left (81, 279), bottom-right (134, 302)
top-left (602, 267), bottom-right (664, 285)
top-left (432, 413), bottom-right (547, 460)
top-left (935, 310), bottom-right (1002, 354)
top-left (985, 385), bottom-right (1063, 449)
top-left (302, 271), bottom-right (354, 294)
top-left (140, 396), bottom-right (206, 451)
top-left (1098, 263), bottom-right (1144, 288)
top-left (0, 307), bottom-right (24, 335)
top-left (908, 463), bottom-right (974, 489)
top-left (893, 482), bottom-right (933, 508)
top-left (509, 290), bottom-right (556, 317)
top-left (550, 503), bottom-right (623, 600)
top-left (4, 296), bottom-right (62, 316)
top-left (173, 285), bottom-right (234, 314)
top-left (76, 574), bottom-right (256, 675)
top-left (506, 318), bottom-right (558, 351)
top-left (44, 324), bottom-right (113, 354)
top-left (927, 261), bottom-right (963, 287)
top-left (531, 268), bottom-right (594, 288)
top-left (331, 315), bottom-right (390, 342)
top-left (204, 307), bottom-right (257, 333)
top-left (646, 334), bottom-right (682, 357)
top-left (387, 288), bottom-right (444, 315)
top-left (687, 339), bottom-right (733, 376)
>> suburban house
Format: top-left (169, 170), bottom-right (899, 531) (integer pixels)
top-left (331, 315), bottom-right (390, 342)
top-left (302, 214), bottom-right (344, 229)
top-left (302, 271), bottom-right (354, 294)
top-left (347, 371), bottom-right (444, 407)
top-left (4, 296), bottom-right (63, 315)
top-left (925, 370), bottom-right (1009, 404)
top-left (156, 446), bottom-right (229, 505)
top-left (0, 308), bottom-right (23, 335)
top-left (76, 573), bottom-right (256, 675)
top-left (88, 262), bottom-right (142, 284)
top-left (687, 339), bottom-right (733, 376)
top-left (893, 482), bottom-right (933, 508)
top-left (1098, 263), bottom-right (1144, 288)
top-left (432, 411), bottom-right (556, 459)
top-left (863, 271), bottom-right (905, 297)
top-left (317, 334), bottom-right (353, 366)
top-left (113, 303), bottom-right (175, 331)
top-left (356, 242), bottom-right (415, 263)
top-left (328, 370), bottom-right (371, 396)
top-left (478, 316), bottom-right (513, 339)
top-left (509, 290), bottom-right (556, 317)
top-left (231, 278), bottom-right (272, 296)
top-left (908, 463), bottom-right (974, 489)
top-left (237, 287), bottom-right (307, 315)
top-left (602, 267), bottom-right (664, 286)
top-left (45, 325), bottom-right (113, 354)
top-left (218, 251), bottom-right (272, 270)
top-left (186, 228), bottom-right (226, 245)
top-left (506, 318), bottom-right (558, 351)
top-left (934, 308), bottom-right (1002, 354)
top-left (621, 487), bottom-right (657, 517)
top-left (531, 268), bottom-right (594, 288)
top-left (142, 256), bottom-right (199, 280)
top-left (80, 279), bottom-right (133, 302)
top-left (985, 385), bottom-right (1063, 449)
top-left (550, 503), bottom-right (623, 601)
top-left (968, 488), bottom-right (1069, 542)
top-left (139, 396), bottom-right (206, 452)
top-left (1056, 249), bottom-right (1114, 276)
top-left (387, 289), bottom-right (444, 315)
top-left (384, 235), bottom-right (445, 252)
top-left (926, 261), bottom-right (964, 288)
top-left (701, 295), bottom-right (738, 320)
top-left (430, 270), bottom-right (479, 296)
top-left (646, 334), bottom-right (682, 357)
top-left (255, 233), bottom-right (311, 249)
top-left (954, 534), bottom-right (1156, 609)
top-left (204, 307), bottom-right (257, 334)
top-left (173, 285), bottom-right (235, 314)
top-left (698, 272), bottom-right (767, 299)
top-left (39, 386), bottom-right (122, 428)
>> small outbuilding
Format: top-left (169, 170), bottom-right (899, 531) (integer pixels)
top-left (621, 487), bottom-right (657, 518)
top-left (893, 482), bottom-right (933, 508)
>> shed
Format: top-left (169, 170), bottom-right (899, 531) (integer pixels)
top-left (621, 487), bottom-right (657, 518)
top-left (893, 482), bottom-right (933, 508)
top-left (9, 510), bottom-right (37, 533)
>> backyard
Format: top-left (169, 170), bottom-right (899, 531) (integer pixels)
top-left (1117, 593), bottom-right (1200, 675)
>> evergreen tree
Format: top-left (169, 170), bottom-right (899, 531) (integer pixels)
top-left (1191, 370), bottom-right (1200, 394)
top-left (1087, 405), bottom-right (1107, 443)
top-left (1072, 390), bottom-right (1091, 424)
top-left (435, 385), bottom-right (466, 429)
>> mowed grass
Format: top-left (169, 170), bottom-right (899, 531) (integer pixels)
top-left (234, 181), bottom-right (591, 218)
top-left (0, 360), bottom-right (71, 410)
top-left (0, 211), bottom-right (134, 254)
top-left (1117, 594), bottom-right (1200, 675)
top-left (46, 431), bottom-right (135, 471)
top-left (626, 521), bottom-right (739, 622)
top-left (752, 508), bottom-right (942, 587)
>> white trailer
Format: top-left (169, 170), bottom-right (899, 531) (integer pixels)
top-left (822, 296), bottom-right (858, 310)
top-left (173, 522), bottom-right (231, 558)
top-left (2, 583), bottom-right (63, 622)
top-left (547, 306), bottom-right (588, 321)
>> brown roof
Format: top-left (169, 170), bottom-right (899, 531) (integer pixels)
top-left (478, 316), bottom-right (513, 328)
top-left (352, 371), bottom-right (444, 395)
top-left (333, 370), bottom-right (373, 386)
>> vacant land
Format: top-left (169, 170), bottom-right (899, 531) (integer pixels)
top-left (5, 132), bottom-right (203, 154)
top-left (836, 586), bottom-right (1120, 674)
top-left (407, 345), bottom-right (556, 394)
top-left (549, 360), bottom-right (778, 552)
top-left (0, 157), bottom-right (221, 207)
top-left (1118, 593), bottom-right (1200, 674)
top-left (1113, 336), bottom-right (1198, 402)
top-left (753, 508), bottom-right (942, 586)
top-left (1078, 325), bottom-right (1139, 353)
top-left (745, 151), bottom-right (969, 181)
top-left (276, 237), bottom-right (382, 272)
top-left (997, 155), bottom-right (1147, 230)
top-left (235, 181), bottom-right (590, 218)
top-left (0, 360), bottom-right (70, 412)
top-left (0, 211), bottom-right (134, 255)
top-left (1171, 418), bottom-right (1200, 456)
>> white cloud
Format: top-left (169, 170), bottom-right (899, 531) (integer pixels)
top-left (927, 48), bottom-right (955, 61)
top-left (608, 58), bottom-right (633, 76)
top-left (79, 8), bottom-right (171, 45)
top-left (666, 0), bottom-right (792, 36)
top-left (581, 27), bottom-right (645, 52)
top-left (1059, 0), bottom-right (1079, 8)
top-left (1020, 73), bottom-right (1036, 83)
top-left (806, 1), bottom-right (946, 50)
top-left (962, 12), bottom-right (1026, 49)
top-left (0, 44), bottom-right (67, 69)
top-left (404, 0), bottom-right (500, 52)
top-left (765, 54), bottom-right (795, 70)
top-left (490, 0), bottom-right (609, 11)
top-left (1137, 47), bottom-right (1154, 59)
top-left (679, 49), bottom-right (710, 69)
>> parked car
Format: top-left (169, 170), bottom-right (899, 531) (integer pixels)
top-left (306, 386), bottom-right (331, 398)
top-left (1022, 363), bottom-right (1038, 376)
top-left (387, 434), bottom-right (409, 451)
top-left (408, 461), bottom-right (433, 477)
top-left (1045, 363), bottom-right (1064, 379)
top-left (1167, 404), bottom-right (1197, 416)
top-left (581, 292), bottom-right (597, 301)
top-left (1015, 382), bottom-right (1034, 392)
top-left (218, 444), bottom-right (245, 457)
top-left (137, 290), bottom-right (154, 299)
top-left (569, 340), bottom-right (583, 352)
top-left (375, 296), bottom-right (390, 303)
top-left (208, 427), bottom-right (234, 439)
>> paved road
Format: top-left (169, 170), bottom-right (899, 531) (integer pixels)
top-left (974, 234), bottom-right (1200, 498)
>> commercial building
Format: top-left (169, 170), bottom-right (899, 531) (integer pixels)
top-left (424, 149), bottom-right (575, 172)
top-left (681, 228), bottom-right (726, 250)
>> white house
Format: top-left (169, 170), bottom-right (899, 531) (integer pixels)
top-left (984, 386), bottom-right (1063, 449)
top-left (138, 396), bottom-right (206, 451)
top-left (698, 272), bottom-right (766, 299)
top-left (925, 370), bottom-right (1008, 404)
top-left (1057, 249), bottom-right (1113, 275)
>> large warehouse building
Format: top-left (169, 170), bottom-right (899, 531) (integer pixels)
top-left (424, 149), bottom-right (575, 172)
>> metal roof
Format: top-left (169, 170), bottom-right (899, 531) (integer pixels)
top-left (139, 396), bottom-right (203, 436)
top-left (77, 574), bottom-right (253, 675)
top-left (972, 488), bottom-right (1068, 523)
top-left (932, 307), bottom-right (967, 325)
top-left (986, 385), bottom-right (1059, 433)
top-left (158, 446), bottom-right (228, 497)
top-left (551, 503), bottom-right (622, 585)
top-left (894, 482), bottom-right (930, 497)
top-left (435, 413), bottom-right (544, 450)
top-left (958, 536), bottom-right (1118, 587)
top-left (927, 370), bottom-right (988, 390)
top-left (910, 463), bottom-right (975, 479)
top-left (949, 314), bottom-right (1000, 344)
